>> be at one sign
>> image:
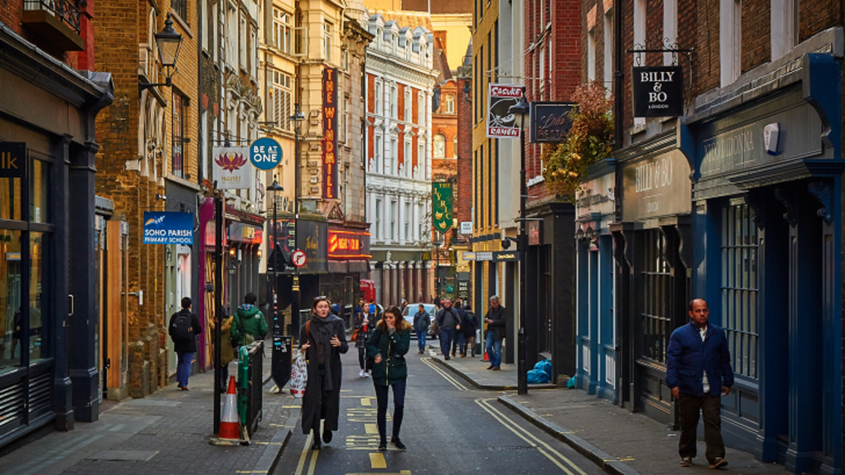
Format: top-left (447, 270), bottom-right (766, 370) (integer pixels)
top-left (632, 66), bottom-right (684, 118)
top-left (249, 137), bottom-right (283, 170)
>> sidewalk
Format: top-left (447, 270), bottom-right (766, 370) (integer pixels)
top-left (433, 353), bottom-right (784, 475)
top-left (0, 340), bottom-right (298, 475)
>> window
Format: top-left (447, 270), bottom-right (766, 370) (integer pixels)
top-left (374, 134), bottom-right (383, 173)
top-left (390, 201), bottom-right (398, 241)
top-left (251, 27), bottom-right (258, 78)
top-left (343, 49), bottom-right (349, 69)
top-left (389, 138), bottom-right (397, 175)
top-left (444, 95), bottom-right (455, 114)
top-left (404, 89), bottom-right (412, 121)
top-left (171, 0), bottom-right (187, 21)
top-left (434, 134), bottom-right (446, 159)
top-left (633, 0), bottom-right (646, 126)
top-left (375, 198), bottom-right (383, 239)
top-left (343, 96), bottom-right (349, 144)
top-left (323, 21), bottom-right (333, 62)
top-left (200, 1), bottom-right (207, 51)
top-left (416, 203), bottom-right (423, 240)
top-left (375, 81), bottom-right (383, 116)
top-left (239, 14), bottom-right (247, 70)
top-left (404, 140), bottom-right (412, 177)
top-left (604, 9), bottom-right (614, 90)
top-left (392, 33), bottom-right (398, 54)
top-left (720, 0), bottom-right (741, 86)
top-left (663, 0), bottom-right (677, 66)
top-left (417, 93), bottom-right (425, 124)
top-left (390, 86), bottom-right (398, 119)
top-left (418, 143), bottom-right (425, 178)
top-left (587, 30), bottom-right (595, 81)
top-left (771, 0), bottom-right (798, 60)
top-left (721, 203), bottom-right (759, 379)
top-left (272, 70), bottom-right (292, 131)
top-left (640, 230), bottom-right (671, 363)
top-left (172, 91), bottom-right (188, 178)
top-left (404, 202), bottom-right (411, 242)
top-left (273, 9), bottom-right (292, 54)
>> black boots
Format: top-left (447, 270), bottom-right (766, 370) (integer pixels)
top-left (311, 428), bottom-right (322, 450)
top-left (390, 437), bottom-right (406, 450)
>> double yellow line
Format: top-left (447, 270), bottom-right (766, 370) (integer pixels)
top-left (420, 358), bottom-right (468, 391)
top-left (294, 434), bottom-right (319, 475)
top-left (475, 398), bottom-right (589, 475)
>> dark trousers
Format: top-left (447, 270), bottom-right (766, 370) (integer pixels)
top-left (358, 347), bottom-right (367, 370)
top-left (678, 393), bottom-right (726, 462)
top-left (374, 380), bottom-right (406, 441)
top-left (439, 328), bottom-right (455, 356)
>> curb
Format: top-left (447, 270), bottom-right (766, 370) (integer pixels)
top-left (430, 356), bottom-right (557, 391)
top-left (498, 395), bottom-right (641, 475)
top-left (256, 398), bottom-right (300, 474)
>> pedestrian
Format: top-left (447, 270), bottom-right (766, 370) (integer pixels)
top-left (484, 296), bottom-right (506, 370)
top-left (231, 293), bottom-right (268, 348)
top-left (366, 306), bottom-right (411, 451)
top-left (462, 303), bottom-right (477, 357)
top-left (412, 303), bottom-right (431, 354)
top-left (435, 298), bottom-right (461, 360)
top-left (299, 296), bottom-right (349, 450)
top-left (207, 304), bottom-right (234, 391)
top-left (666, 298), bottom-right (733, 469)
top-left (451, 300), bottom-right (467, 357)
top-left (433, 295), bottom-right (441, 309)
top-left (399, 298), bottom-right (408, 315)
top-left (168, 297), bottom-right (202, 390)
top-left (354, 298), bottom-right (376, 378)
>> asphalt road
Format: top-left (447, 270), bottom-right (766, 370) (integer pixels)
top-left (273, 348), bottom-right (604, 475)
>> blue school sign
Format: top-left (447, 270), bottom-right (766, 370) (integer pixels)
top-left (143, 211), bottom-right (194, 245)
top-left (249, 137), bottom-right (283, 170)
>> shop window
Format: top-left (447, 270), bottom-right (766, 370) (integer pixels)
top-left (1, 229), bottom-right (23, 374)
top-left (30, 160), bottom-right (49, 223)
top-left (641, 229), bottom-right (672, 363)
top-left (28, 232), bottom-right (44, 362)
top-left (721, 203), bottom-right (758, 379)
top-left (0, 177), bottom-right (22, 220)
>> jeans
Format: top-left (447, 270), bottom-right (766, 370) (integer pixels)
top-left (374, 380), bottom-right (406, 441)
top-left (452, 333), bottom-right (466, 355)
top-left (439, 328), bottom-right (455, 356)
top-left (417, 330), bottom-right (427, 353)
top-left (177, 351), bottom-right (194, 388)
top-left (678, 393), bottom-right (725, 462)
top-left (485, 331), bottom-right (503, 367)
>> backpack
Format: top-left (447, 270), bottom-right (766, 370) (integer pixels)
top-left (171, 312), bottom-right (193, 342)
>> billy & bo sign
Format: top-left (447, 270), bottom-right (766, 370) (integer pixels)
top-left (487, 84), bottom-right (523, 139)
top-left (632, 66), bottom-right (684, 118)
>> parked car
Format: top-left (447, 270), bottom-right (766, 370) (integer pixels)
top-left (402, 303), bottom-right (437, 339)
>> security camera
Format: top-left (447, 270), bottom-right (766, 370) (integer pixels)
top-left (156, 194), bottom-right (167, 201)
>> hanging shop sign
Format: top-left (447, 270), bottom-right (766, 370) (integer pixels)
top-left (487, 84), bottom-right (523, 139)
top-left (528, 220), bottom-right (543, 246)
top-left (632, 66), bottom-right (684, 118)
top-left (228, 222), bottom-right (263, 245)
top-left (493, 251), bottom-right (520, 262)
top-left (275, 218), bottom-right (328, 273)
top-left (143, 211), bottom-right (194, 245)
top-left (249, 137), bottom-right (282, 170)
top-left (432, 182), bottom-right (454, 232)
top-left (529, 102), bottom-right (576, 143)
top-left (576, 172), bottom-right (616, 219)
top-left (212, 147), bottom-right (250, 189)
top-left (621, 149), bottom-right (691, 221)
top-left (0, 142), bottom-right (25, 178)
top-left (323, 68), bottom-right (339, 199)
top-left (328, 228), bottom-right (372, 260)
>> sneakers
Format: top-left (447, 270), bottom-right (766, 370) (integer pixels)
top-left (363, 371), bottom-right (370, 378)
top-left (680, 457), bottom-right (692, 467)
top-left (709, 458), bottom-right (728, 469)
top-left (359, 369), bottom-right (365, 378)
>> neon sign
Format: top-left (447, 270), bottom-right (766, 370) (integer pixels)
top-left (327, 229), bottom-right (371, 260)
top-left (322, 68), bottom-right (339, 199)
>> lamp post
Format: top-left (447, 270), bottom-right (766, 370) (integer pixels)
top-left (267, 176), bottom-right (284, 327)
top-left (290, 104), bottom-right (305, 338)
top-left (508, 91), bottom-right (529, 396)
top-left (140, 14), bottom-right (183, 91)
top-left (433, 235), bottom-right (443, 299)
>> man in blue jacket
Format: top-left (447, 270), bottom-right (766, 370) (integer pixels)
top-left (666, 298), bottom-right (734, 469)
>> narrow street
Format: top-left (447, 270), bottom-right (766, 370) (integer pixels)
top-left (274, 347), bottom-right (604, 475)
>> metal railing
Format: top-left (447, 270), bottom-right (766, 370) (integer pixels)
top-left (237, 340), bottom-right (264, 437)
top-left (24, 0), bottom-right (81, 33)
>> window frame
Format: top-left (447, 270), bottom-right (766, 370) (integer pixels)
top-left (171, 90), bottom-right (188, 178)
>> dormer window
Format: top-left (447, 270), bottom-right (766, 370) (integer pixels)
top-left (376, 28), bottom-right (383, 47)
top-left (392, 33), bottom-right (398, 54)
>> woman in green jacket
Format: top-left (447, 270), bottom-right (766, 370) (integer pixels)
top-left (366, 306), bottom-right (411, 451)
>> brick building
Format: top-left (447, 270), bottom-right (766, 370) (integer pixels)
top-left (0, 0), bottom-right (113, 446)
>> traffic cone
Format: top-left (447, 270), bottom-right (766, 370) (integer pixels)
top-left (484, 351), bottom-right (489, 361)
top-left (217, 376), bottom-right (240, 442)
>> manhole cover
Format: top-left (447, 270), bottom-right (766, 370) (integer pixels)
top-left (88, 450), bottom-right (160, 461)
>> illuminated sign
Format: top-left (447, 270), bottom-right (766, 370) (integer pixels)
top-left (327, 229), bottom-right (372, 260)
top-left (322, 68), bottom-right (339, 199)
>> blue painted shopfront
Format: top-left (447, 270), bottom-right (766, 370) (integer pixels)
top-left (574, 160), bottom-right (616, 402)
top-left (681, 49), bottom-right (842, 475)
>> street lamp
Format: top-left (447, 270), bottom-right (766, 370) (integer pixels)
top-left (433, 236), bottom-right (443, 299)
top-left (267, 176), bottom-right (284, 329)
top-left (508, 91), bottom-right (529, 396)
top-left (290, 104), bottom-right (305, 339)
top-left (140, 14), bottom-right (183, 90)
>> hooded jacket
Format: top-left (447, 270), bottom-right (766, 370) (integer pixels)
top-left (231, 304), bottom-right (268, 346)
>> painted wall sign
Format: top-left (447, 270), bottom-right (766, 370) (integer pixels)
top-left (250, 137), bottom-right (283, 170)
top-left (328, 228), bottom-right (372, 260)
top-left (632, 66), bottom-right (684, 118)
top-left (529, 102), bottom-right (576, 143)
top-left (621, 149), bottom-right (691, 221)
top-left (576, 172), bottom-right (616, 218)
top-left (487, 84), bottom-right (523, 139)
top-left (143, 211), bottom-right (194, 245)
top-left (212, 147), bottom-right (250, 189)
top-left (0, 142), bottom-right (25, 178)
top-left (432, 182), bottom-right (454, 232)
top-left (529, 221), bottom-right (543, 246)
top-left (323, 68), bottom-right (339, 199)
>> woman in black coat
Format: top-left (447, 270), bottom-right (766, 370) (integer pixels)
top-left (299, 296), bottom-right (349, 450)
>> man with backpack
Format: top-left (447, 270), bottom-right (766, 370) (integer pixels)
top-left (169, 297), bottom-right (202, 390)
top-left (231, 293), bottom-right (268, 348)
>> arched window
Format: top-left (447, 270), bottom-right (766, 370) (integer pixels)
top-left (433, 134), bottom-right (446, 159)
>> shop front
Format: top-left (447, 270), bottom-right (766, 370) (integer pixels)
top-left (682, 47), bottom-right (842, 474)
top-left (226, 220), bottom-right (264, 318)
top-left (612, 134), bottom-right (692, 426)
top-left (574, 161), bottom-right (616, 402)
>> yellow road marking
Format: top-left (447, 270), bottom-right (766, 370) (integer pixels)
top-left (283, 405), bottom-right (300, 408)
top-left (365, 423), bottom-right (378, 435)
top-left (420, 357), bottom-right (468, 391)
top-left (369, 452), bottom-right (387, 469)
top-left (307, 443), bottom-right (319, 475)
top-left (361, 397), bottom-right (371, 406)
top-left (268, 423), bottom-right (285, 427)
top-left (270, 385), bottom-right (278, 393)
top-left (476, 398), bottom-right (589, 475)
top-left (294, 433), bottom-right (313, 475)
top-left (345, 472), bottom-right (411, 475)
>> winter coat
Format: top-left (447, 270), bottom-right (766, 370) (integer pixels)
top-left (231, 304), bottom-right (268, 347)
top-left (209, 314), bottom-right (235, 365)
top-left (168, 309), bottom-right (202, 353)
top-left (484, 305), bottom-right (507, 339)
top-left (461, 310), bottom-right (477, 338)
top-left (666, 321), bottom-right (734, 397)
top-left (299, 313), bottom-right (348, 434)
top-left (366, 325), bottom-right (411, 386)
top-left (353, 307), bottom-right (377, 349)
top-left (413, 310), bottom-right (431, 336)
top-left (436, 306), bottom-right (462, 330)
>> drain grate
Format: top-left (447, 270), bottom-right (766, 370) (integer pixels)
top-left (486, 446), bottom-right (535, 452)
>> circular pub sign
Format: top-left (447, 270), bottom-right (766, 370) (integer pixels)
top-left (291, 249), bottom-right (307, 268)
top-left (249, 137), bottom-right (283, 170)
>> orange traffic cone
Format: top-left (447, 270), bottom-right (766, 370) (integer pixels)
top-left (483, 351), bottom-right (489, 361)
top-left (218, 376), bottom-right (240, 442)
